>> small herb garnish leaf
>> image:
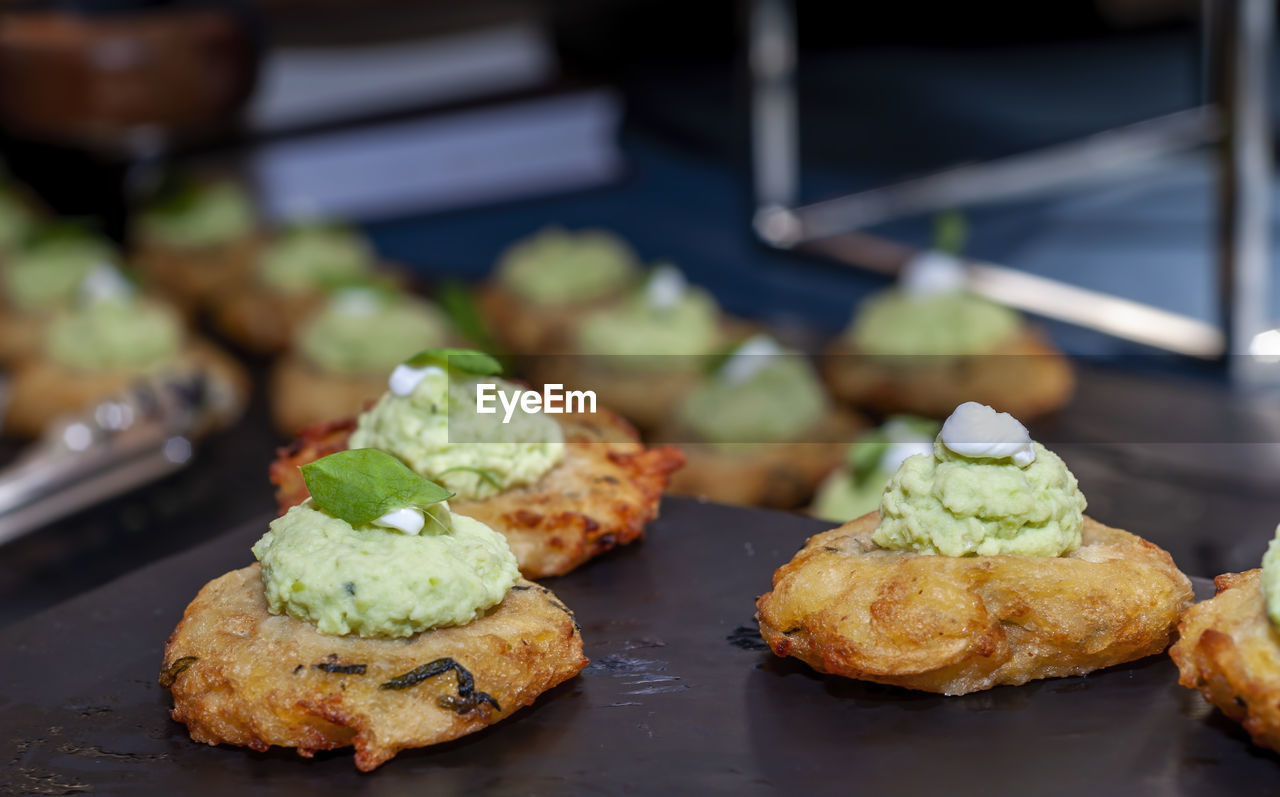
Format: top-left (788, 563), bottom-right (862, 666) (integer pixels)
top-left (301, 449), bottom-right (453, 527)
top-left (932, 210), bottom-right (968, 256)
top-left (405, 347), bottom-right (502, 376)
top-left (434, 465), bottom-right (502, 490)
top-left (438, 280), bottom-right (505, 358)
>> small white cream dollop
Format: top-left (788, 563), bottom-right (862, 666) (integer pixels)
top-left (899, 250), bottom-right (967, 296)
top-left (719, 333), bottom-right (784, 385)
top-left (78, 263), bottom-right (135, 305)
top-left (372, 506), bottom-right (425, 535)
top-left (939, 401), bottom-right (1035, 466)
top-left (388, 363), bottom-right (445, 396)
top-left (332, 287), bottom-right (381, 318)
top-left (645, 263), bottom-right (688, 310)
top-left (881, 439), bottom-right (935, 473)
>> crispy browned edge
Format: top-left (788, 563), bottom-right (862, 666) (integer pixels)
top-left (822, 327), bottom-right (1074, 420)
top-left (268, 409), bottom-right (684, 578)
top-left (1170, 568), bottom-right (1280, 753)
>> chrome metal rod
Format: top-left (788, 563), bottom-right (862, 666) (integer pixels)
top-left (775, 108), bottom-right (1219, 245)
top-left (1216, 0), bottom-right (1274, 382)
top-left (749, 0), bottom-right (799, 212)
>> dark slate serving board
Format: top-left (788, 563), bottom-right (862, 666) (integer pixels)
top-left (0, 497), bottom-right (1275, 796)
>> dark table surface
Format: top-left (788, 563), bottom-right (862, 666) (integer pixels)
top-left (5, 495), bottom-right (1277, 797)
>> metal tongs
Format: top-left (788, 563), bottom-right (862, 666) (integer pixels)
top-left (0, 369), bottom-right (243, 546)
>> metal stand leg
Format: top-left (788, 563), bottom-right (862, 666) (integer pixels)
top-left (1215, 0), bottom-right (1275, 384)
top-left (748, 0), bottom-right (1271, 368)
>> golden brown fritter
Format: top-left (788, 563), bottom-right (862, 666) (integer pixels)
top-left (822, 328), bottom-right (1074, 420)
top-left (475, 282), bottom-right (621, 355)
top-left (1169, 569), bottom-right (1280, 753)
top-left (211, 289), bottom-right (324, 354)
top-left (756, 512), bottom-right (1193, 695)
top-left (663, 408), bottom-right (862, 510)
top-left (161, 565), bottom-right (587, 772)
top-left (267, 356), bottom-right (385, 436)
top-left (269, 410), bottom-right (685, 578)
top-left (133, 234), bottom-right (262, 312)
top-left (3, 338), bottom-right (249, 437)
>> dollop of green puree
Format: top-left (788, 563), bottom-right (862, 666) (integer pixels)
top-left (874, 435), bottom-right (1086, 557)
top-left (141, 180), bottom-right (253, 248)
top-left (259, 224), bottom-right (373, 294)
top-left (253, 502), bottom-right (518, 637)
top-left (678, 341), bottom-right (827, 445)
top-left (849, 291), bottom-right (1019, 355)
top-left (1260, 527), bottom-right (1280, 628)
top-left (576, 282), bottom-right (720, 359)
top-left (299, 290), bottom-right (448, 376)
top-left (48, 297), bottom-right (182, 371)
top-left (4, 233), bottom-right (117, 312)
top-left (497, 227), bottom-right (638, 304)
top-left (350, 368), bottom-right (564, 501)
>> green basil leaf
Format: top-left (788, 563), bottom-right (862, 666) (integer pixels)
top-left (301, 448), bottom-right (453, 526)
top-left (405, 347), bottom-right (502, 376)
top-left (438, 280), bottom-right (500, 352)
top-left (932, 210), bottom-right (968, 256)
top-left (847, 438), bottom-right (890, 481)
top-left (145, 174), bottom-right (204, 217)
top-left (702, 338), bottom-right (749, 377)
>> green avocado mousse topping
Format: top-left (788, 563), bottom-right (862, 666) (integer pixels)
top-left (253, 448), bottom-right (520, 638)
top-left (575, 263), bottom-right (722, 360)
top-left (259, 223), bottom-right (375, 294)
top-left (811, 416), bottom-right (939, 523)
top-left (677, 334), bottom-right (827, 445)
top-left (140, 179), bottom-right (255, 248)
top-left (298, 287), bottom-right (449, 376)
top-left (0, 185), bottom-right (35, 254)
top-left (496, 226), bottom-right (639, 305)
top-left (845, 250), bottom-right (1020, 356)
top-left (1260, 527), bottom-right (1280, 629)
top-left (46, 264), bottom-right (183, 372)
top-left (873, 401), bottom-right (1085, 557)
top-left (349, 348), bottom-right (565, 501)
top-left (3, 223), bottom-right (119, 312)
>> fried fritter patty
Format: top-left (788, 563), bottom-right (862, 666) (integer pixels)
top-left (269, 410), bottom-right (685, 578)
top-left (133, 234), bottom-right (261, 312)
top-left (267, 356), bottom-right (385, 436)
top-left (161, 565), bottom-right (587, 771)
top-left (663, 408), bottom-right (862, 510)
top-left (756, 512), bottom-right (1193, 695)
top-left (475, 282), bottom-right (620, 355)
top-left (1169, 569), bottom-right (1280, 753)
top-left (822, 328), bottom-right (1073, 420)
top-left (3, 338), bottom-right (249, 437)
